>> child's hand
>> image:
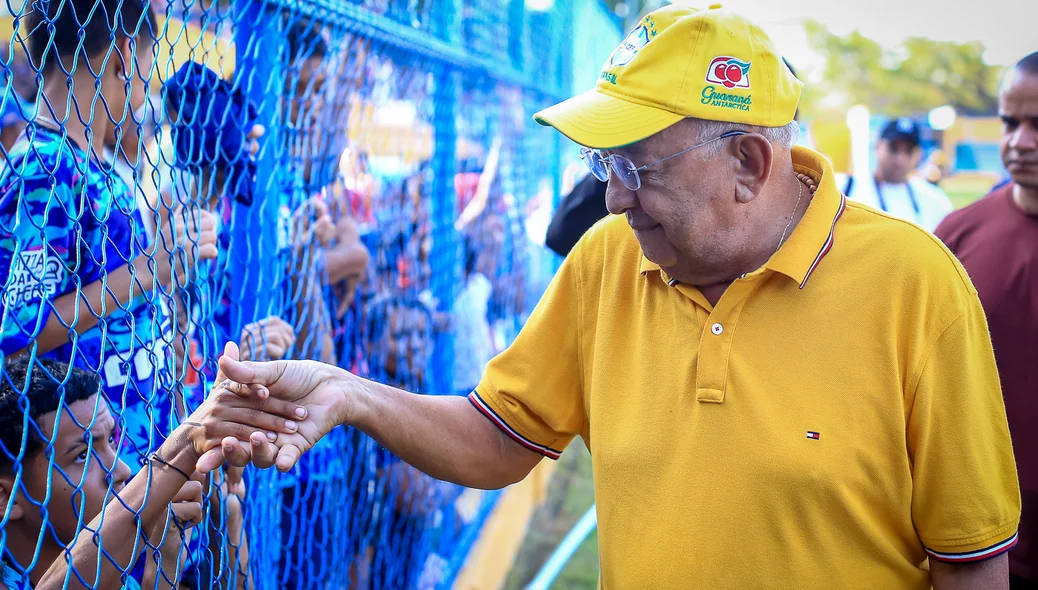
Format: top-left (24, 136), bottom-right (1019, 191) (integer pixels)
top-left (152, 206), bottom-right (219, 287)
top-left (239, 316), bottom-right (296, 361)
top-left (223, 465), bottom-right (247, 499)
top-left (168, 478), bottom-right (205, 530)
top-left (145, 479), bottom-right (203, 589)
top-left (291, 197), bottom-right (335, 248)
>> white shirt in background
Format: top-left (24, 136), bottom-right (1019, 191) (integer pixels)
top-left (106, 147), bottom-right (160, 242)
top-left (843, 174), bottom-right (954, 232)
top-left (451, 272), bottom-right (495, 393)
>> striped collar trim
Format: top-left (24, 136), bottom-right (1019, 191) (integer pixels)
top-left (468, 391), bottom-right (563, 460)
top-left (798, 194), bottom-right (846, 289)
top-left (763, 147), bottom-right (847, 289)
top-left (924, 531), bottom-right (1018, 563)
top-left (638, 148), bottom-right (846, 290)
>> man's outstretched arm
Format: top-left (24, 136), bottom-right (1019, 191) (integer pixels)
top-left (216, 356), bottom-right (544, 489)
top-left (355, 382), bottom-right (544, 489)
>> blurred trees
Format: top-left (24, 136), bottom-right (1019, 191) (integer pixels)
top-left (804, 20), bottom-right (1002, 116)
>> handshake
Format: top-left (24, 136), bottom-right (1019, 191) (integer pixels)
top-left (184, 341), bottom-right (350, 476)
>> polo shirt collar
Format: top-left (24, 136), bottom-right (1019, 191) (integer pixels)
top-left (638, 146), bottom-right (846, 289)
top-left (764, 147), bottom-right (846, 289)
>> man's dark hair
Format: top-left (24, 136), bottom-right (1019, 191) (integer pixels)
top-left (1015, 51), bottom-right (1038, 76)
top-left (0, 357), bottom-right (101, 472)
top-left (25, 0), bottom-right (157, 74)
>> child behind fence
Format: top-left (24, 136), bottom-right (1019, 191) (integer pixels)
top-left (0, 355), bottom-right (261, 589)
top-left (0, 0), bottom-right (219, 479)
top-left (0, 0), bottom-right (223, 584)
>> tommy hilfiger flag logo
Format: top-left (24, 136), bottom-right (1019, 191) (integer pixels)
top-left (806, 431), bottom-right (821, 440)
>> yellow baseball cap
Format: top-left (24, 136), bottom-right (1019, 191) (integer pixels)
top-left (534, 4), bottom-right (803, 149)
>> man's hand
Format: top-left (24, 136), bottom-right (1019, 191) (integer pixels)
top-left (215, 356), bottom-right (354, 472)
top-left (186, 343), bottom-right (309, 474)
top-left (238, 316), bottom-right (296, 361)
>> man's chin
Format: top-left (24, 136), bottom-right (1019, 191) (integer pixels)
top-left (1009, 175), bottom-right (1038, 191)
top-left (638, 244), bottom-right (679, 269)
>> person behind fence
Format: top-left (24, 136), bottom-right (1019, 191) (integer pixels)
top-left (1, 92), bottom-right (27, 160)
top-left (843, 118), bottom-right (954, 232)
top-left (107, 97), bottom-right (162, 242)
top-left (159, 57), bottom-right (321, 589)
top-left (1, 0), bottom-right (218, 477)
top-left (0, 347), bottom-right (298, 589)
top-left (935, 51), bottom-right (1038, 590)
top-left (214, 6), bottom-right (1020, 588)
top-left (349, 296), bottom-right (460, 589)
top-left (450, 238), bottom-right (496, 395)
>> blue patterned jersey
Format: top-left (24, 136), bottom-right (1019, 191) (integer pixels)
top-left (0, 126), bottom-right (177, 472)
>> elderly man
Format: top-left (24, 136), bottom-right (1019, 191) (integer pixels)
top-left (214, 6), bottom-right (1020, 588)
top-left (936, 51), bottom-right (1038, 590)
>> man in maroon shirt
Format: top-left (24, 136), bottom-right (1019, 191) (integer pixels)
top-left (936, 51), bottom-right (1038, 589)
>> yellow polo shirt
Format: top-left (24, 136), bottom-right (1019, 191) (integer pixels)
top-left (469, 147), bottom-right (1020, 588)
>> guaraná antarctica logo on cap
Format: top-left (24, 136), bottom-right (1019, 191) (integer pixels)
top-left (705, 56), bottom-right (751, 89)
top-left (702, 56), bottom-right (752, 111)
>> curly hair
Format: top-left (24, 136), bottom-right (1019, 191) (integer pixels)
top-left (0, 357), bottom-right (101, 473)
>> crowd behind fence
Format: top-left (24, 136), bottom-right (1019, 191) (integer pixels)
top-left (0, 0), bottom-right (603, 587)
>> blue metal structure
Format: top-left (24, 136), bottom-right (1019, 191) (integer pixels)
top-left (0, 0), bottom-right (611, 586)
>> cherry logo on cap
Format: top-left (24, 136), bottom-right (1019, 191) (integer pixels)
top-left (705, 56), bottom-right (751, 89)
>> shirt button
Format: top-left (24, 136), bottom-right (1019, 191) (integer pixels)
top-left (711, 323), bottom-right (723, 335)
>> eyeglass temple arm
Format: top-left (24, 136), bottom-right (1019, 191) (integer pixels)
top-left (632, 130), bottom-right (748, 172)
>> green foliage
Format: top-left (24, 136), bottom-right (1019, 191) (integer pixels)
top-left (804, 20), bottom-right (1003, 116)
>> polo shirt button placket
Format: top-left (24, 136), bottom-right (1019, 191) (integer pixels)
top-left (696, 284), bottom-right (756, 404)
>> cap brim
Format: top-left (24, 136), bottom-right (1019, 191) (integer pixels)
top-left (882, 132), bottom-right (921, 146)
top-left (534, 89), bottom-right (684, 149)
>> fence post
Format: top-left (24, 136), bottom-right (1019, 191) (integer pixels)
top-left (231, 3), bottom-right (284, 588)
top-left (230, 0), bottom-right (282, 338)
top-left (430, 66), bottom-right (459, 396)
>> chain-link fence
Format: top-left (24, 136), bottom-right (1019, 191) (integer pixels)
top-left (0, 0), bottom-right (587, 586)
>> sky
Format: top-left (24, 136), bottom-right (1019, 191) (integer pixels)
top-left (677, 0), bottom-right (1036, 69)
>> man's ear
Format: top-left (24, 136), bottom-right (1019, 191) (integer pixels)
top-left (105, 36), bottom-right (135, 82)
top-left (730, 134), bottom-right (774, 204)
top-left (0, 476), bottom-right (25, 521)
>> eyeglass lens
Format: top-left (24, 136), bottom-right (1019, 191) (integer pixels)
top-left (580, 149), bottom-right (641, 190)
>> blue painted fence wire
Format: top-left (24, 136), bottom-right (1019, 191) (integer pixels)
top-left (0, 0), bottom-right (578, 587)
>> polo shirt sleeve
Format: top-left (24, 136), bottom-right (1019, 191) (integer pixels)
top-left (468, 244), bottom-right (587, 460)
top-left (907, 298), bottom-right (1021, 563)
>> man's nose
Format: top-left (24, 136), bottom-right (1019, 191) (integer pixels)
top-left (110, 456), bottom-right (132, 489)
top-left (605, 180), bottom-right (637, 215)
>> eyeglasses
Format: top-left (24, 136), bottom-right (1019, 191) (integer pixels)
top-left (579, 130), bottom-right (747, 191)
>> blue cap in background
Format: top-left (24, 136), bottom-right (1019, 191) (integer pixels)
top-left (162, 62), bottom-right (259, 205)
top-left (879, 117), bottom-right (922, 147)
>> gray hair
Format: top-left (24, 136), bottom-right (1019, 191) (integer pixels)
top-left (686, 118), bottom-right (801, 153)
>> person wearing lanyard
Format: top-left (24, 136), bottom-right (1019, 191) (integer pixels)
top-left (844, 118), bottom-right (954, 232)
